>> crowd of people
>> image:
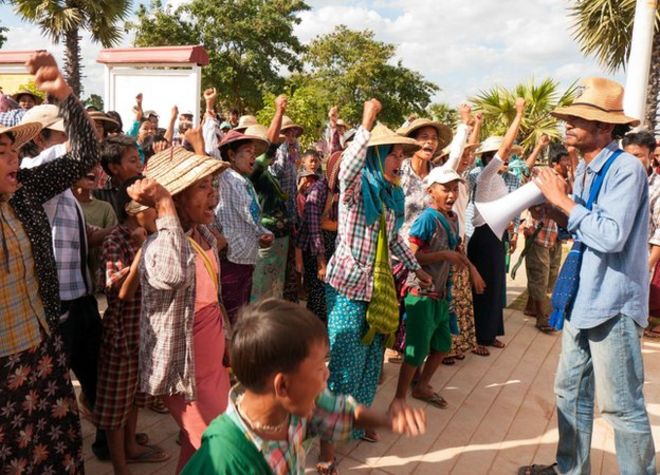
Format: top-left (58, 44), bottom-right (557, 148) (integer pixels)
top-left (1, 51), bottom-right (660, 475)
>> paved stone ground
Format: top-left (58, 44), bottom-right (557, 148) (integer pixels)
top-left (80, 254), bottom-right (660, 474)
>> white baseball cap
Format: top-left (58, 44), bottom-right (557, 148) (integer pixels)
top-left (423, 167), bottom-right (465, 189)
top-left (20, 104), bottom-right (65, 132)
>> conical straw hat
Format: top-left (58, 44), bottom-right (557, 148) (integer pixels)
top-left (397, 118), bottom-right (453, 151)
top-left (144, 146), bottom-right (229, 197)
top-left (368, 123), bottom-right (420, 156)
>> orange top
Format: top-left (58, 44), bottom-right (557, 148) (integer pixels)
top-left (194, 247), bottom-right (219, 313)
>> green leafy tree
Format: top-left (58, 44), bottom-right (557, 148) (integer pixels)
top-left (11, 0), bottom-right (132, 97)
top-left (427, 102), bottom-right (458, 127)
top-left (569, 0), bottom-right (660, 129)
top-left (302, 26), bottom-right (439, 128)
top-left (470, 78), bottom-right (577, 154)
top-left (128, 0), bottom-right (309, 113)
top-left (83, 93), bottom-right (104, 110)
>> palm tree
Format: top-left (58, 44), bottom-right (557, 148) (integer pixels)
top-left (11, 0), bottom-right (132, 97)
top-left (427, 102), bottom-right (458, 127)
top-left (470, 78), bottom-right (577, 154)
top-left (569, 0), bottom-right (660, 130)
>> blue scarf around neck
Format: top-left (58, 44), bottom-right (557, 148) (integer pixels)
top-left (361, 145), bottom-right (405, 231)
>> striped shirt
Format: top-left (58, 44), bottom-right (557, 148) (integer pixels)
top-left (325, 127), bottom-right (420, 301)
top-left (226, 386), bottom-right (358, 475)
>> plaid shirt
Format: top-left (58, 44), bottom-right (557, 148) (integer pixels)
top-left (271, 142), bottom-right (300, 222)
top-left (226, 386), bottom-right (358, 475)
top-left (139, 218), bottom-right (218, 400)
top-left (101, 225), bottom-right (141, 325)
top-left (3, 95), bottom-right (99, 356)
top-left (0, 108), bottom-right (26, 127)
top-left (296, 177), bottom-right (328, 255)
top-left (0, 203), bottom-right (49, 356)
top-left (326, 127), bottom-right (420, 301)
top-left (216, 168), bottom-right (272, 265)
top-left (525, 213), bottom-right (558, 248)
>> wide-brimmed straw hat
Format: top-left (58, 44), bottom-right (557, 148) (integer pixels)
top-left (20, 104), bottom-right (64, 132)
top-left (436, 141), bottom-right (479, 161)
top-left (11, 90), bottom-right (43, 105)
top-left (143, 146), bottom-right (229, 197)
top-left (0, 122), bottom-right (43, 148)
top-left (280, 116), bottom-right (304, 137)
top-left (475, 136), bottom-right (523, 156)
top-left (551, 77), bottom-right (640, 126)
top-left (235, 115), bottom-right (259, 133)
top-left (336, 119), bottom-right (348, 129)
top-left (88, 111), bottom-right (120, 128)
top-left (397, 118), bottom-right (453, 151)
top-left (219, 130), bottom-right (270, 158)
top-left (244, 124), bottom-right (286, 145)
top-left (368, 123), bottom-right (420, 156)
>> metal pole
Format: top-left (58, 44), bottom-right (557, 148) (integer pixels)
top-left (624, 0), bottom-right (658, 127)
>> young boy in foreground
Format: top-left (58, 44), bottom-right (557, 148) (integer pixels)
top-left (392, 167), bottom-right (469, 410)
top-left (182, 298), bottom-right (427, 475)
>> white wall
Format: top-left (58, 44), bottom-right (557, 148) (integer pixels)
top-left (104, 64), bottom-right (202, 133)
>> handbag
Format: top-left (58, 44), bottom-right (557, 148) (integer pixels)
top-left (549, 149), bottom-right (622, 330)
top-left (363, 213), bottom-right (399, 348)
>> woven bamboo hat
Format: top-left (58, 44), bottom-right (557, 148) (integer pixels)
top-left (475, 136), bottom-right (523, 156)
top-left (235, 115), bottom-right (259, 133)
top-left (368, 123), bottom-right (420, 156)
top-left (397, 118), bottom-right (453, 151)
top-left (280, 115), bottom-right (304, 137)
top-left (551, 77), bottom-right (639, 126)
top-left (244, 124), bottom-right (285, 145)
top-left (0, 122), bottom-right (43, 148)
top-left (143, 146), bottom-right (229, 196)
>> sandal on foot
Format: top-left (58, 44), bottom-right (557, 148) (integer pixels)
top-left (360, 430), bottom-right (380, 443)
top-left (316, 458), bottom-right (338, 475)
top-left (536, 323), bottom-right (556, 334)
top-left (453, 353), bottom-right (466, 360)
top-left (441, 357), bottom-right (455, 366)
top-left (471, 345), bottom-right (490, 357)
top-left (413, 391), bottom-right (448, 409)
top-left (517, 463), bottom-right (558, 475)
top-left (126, 445), bottom-right (170, 464)
top-left (489, 339), bottom-right (506, 349)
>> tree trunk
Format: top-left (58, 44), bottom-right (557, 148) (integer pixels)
top-left (644, 28), bottom-right (660, 132)
top-left (64, 28), bottom-right (82, 97)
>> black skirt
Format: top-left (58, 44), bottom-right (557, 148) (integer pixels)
top-left (468, 224), bottom-right (506, 344)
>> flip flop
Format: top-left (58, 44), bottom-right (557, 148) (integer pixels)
top-left (360, 430), bottom-right (380, 443)
top-left (126, 445), bottom-right (170, 464)
top-left (536, 323), bottom-right (557, 334)
top-left (441, 357), bottom-right (455, 366)
top-left (489, 339), bottom-right (506, 349)
top-left (453, 353), bottom-right (466, 360)
top-left (413, 391), bottom-right (448, 409)
top-left (316, 457), bottom-right (338, 475)
top-left (517, 463), bottom-right (558, 475)
top-left (471, 345), bottom-right (490, 357)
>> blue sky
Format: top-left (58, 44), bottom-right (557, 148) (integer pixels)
top-left (0, 0), bottom-right (625, 105)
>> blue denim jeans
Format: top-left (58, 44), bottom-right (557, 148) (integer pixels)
top-left (555, 315), bottom-right (656, 474)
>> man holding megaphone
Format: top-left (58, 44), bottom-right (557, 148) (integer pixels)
top-left (519, 78), bottom-right (655, 475)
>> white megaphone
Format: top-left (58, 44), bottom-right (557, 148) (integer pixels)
top-left (475, 181), bottom-right (546, 239)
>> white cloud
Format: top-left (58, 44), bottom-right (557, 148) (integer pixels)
top-left (299, 0), bottom-right (626, 105)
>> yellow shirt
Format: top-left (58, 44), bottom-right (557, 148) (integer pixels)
top-left (0, 202), bottom-right (49, 357)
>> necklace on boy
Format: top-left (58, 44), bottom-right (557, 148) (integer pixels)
top-left (236, 394), bottom-right (290, 434)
